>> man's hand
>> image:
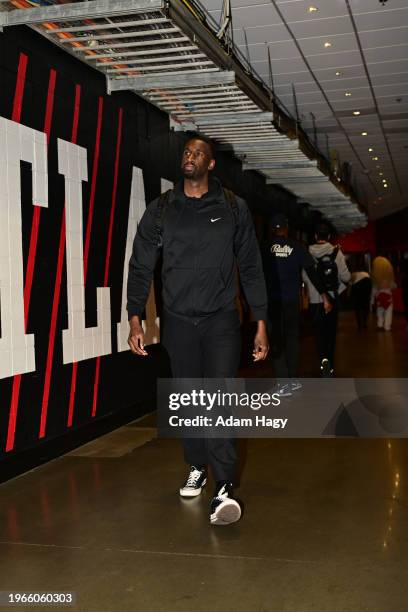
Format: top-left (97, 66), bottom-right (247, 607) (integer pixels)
top-left (128, 316), bottom-right (148, 356)
top-left (322, 293), bottom-right (333, 314)
top-left (252, 320), bottom-right (269, 362)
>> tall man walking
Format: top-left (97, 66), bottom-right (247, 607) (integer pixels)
top-left (127, 137), bottom-right (269, 525)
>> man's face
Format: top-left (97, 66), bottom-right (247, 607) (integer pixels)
top-left (181, 139), bottom-right (215, 180)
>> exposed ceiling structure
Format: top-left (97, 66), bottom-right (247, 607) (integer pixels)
top-left (206, 0), bottom-right (408, 221)
top-left (2, 0), bottom-right (394, 233)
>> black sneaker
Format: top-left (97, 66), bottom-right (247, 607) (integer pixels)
top-left (320, 358), bottom-right (331, 378)
top-left (179, 466), bottom-right (207, 497)
top-left (210, 482), bottom-right (241, 526)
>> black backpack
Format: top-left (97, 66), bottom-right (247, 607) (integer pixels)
top-left (155, 187), bottom-right (238, 248)
top-left (315, 246), bottom-right (340, 293)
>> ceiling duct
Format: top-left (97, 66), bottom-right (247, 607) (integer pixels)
top-left (0, 0), bottom-right (367, 232)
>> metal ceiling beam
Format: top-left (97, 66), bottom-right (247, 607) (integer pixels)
top-left (266, 176), bottom-right (329, 184)
top-left (196, 112), bottom-right (273, 126)
top-left (75, 37), bottom-right (190, 51)
top-left (49, 17), bottom-right (169, 34)
top-left (168, 0), bottom-right (271, 113)
top-left (108, 71), bottom-right (235, 92)
top-left (61, 27), bottom-right (181, 43)
top-left (216, 141), bottom-right (299, 152)
top-left (0, 0), bottom-right (165, 27)
top-left (245, 161), bottom-right (318, 171)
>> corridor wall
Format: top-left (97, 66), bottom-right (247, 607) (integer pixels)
top-left (0, 25), bottom-right (300, 474)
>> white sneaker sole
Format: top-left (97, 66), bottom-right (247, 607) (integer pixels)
top-left (179, 478), bottom-right (207, 497)
top-left (210, 499), bottom-right (241, 525)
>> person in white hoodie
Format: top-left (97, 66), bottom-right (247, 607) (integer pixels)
top-left (302, 224), bottom-right (351, 376)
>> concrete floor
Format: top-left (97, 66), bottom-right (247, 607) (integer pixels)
top-left (0, 313), bottom-right (407, 611)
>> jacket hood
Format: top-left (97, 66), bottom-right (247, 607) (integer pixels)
top-left (309, 242), bottom-right (335, 258)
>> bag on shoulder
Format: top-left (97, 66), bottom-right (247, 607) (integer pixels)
top-left (315, 246), bottom-right (339, 293)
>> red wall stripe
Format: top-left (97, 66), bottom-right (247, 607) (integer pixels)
top-left (23, 69), bottom-right (57, 324)
top-left (66, 96), bottom-right (104, 429)
top-left (43, 69), bottom-right (57, 145)
top-left (83, 97), bottom-right (104, 282)
top-left (92, 108), bottom-right (124, 418)
top-left (39, 214), bottom-right (66, 439)
top-left (5, 55), bottom-right (28, 453)
top-left (40, 85), bottom-right (82, 438)
top-left (11, 53), bottom-right (28, 123)
top-left (71, 85), bottom-right (81, 144)
top-left (6, 65), bottom-right (57, 452)
top-left (103, 108), bottom-right (123, 287)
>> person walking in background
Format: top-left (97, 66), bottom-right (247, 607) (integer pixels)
top-left (350, 255), bottom-right (372, 331)
top-left (127, 136), bottom-right (269, 526)
top-left (262, 213), bottom-right (331, 395)
top-left (303, 223), bottom-right (351, 377)
top-left (371, 255), bottom-right (396, 331)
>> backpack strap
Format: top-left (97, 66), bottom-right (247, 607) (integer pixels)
top-left (223, 187), bottom-right (239, 225)
top-left (155, 189), bottom-right (172, 248)
top-left (331, 245), bottom-right (340, 261)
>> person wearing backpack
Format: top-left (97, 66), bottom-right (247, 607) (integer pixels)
top-left (127, 136), bottom-right (269, 526)
top-left (302, 223), bottom-right (351, 377)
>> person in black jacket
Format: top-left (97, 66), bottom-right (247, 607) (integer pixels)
top-left (262, 213), bottom-right (331, 395)
top-left (127, 136), bottom-right (269, 526)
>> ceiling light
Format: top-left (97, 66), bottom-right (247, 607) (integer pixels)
top-left (335, 71), bottom-right (341, 76)
top-left (308, 6), bottom-right (318, 12)
top-left (379, 172), bottom-right (383, 176)
top-left (361, 132), bottom-right (368, 136)
top-left (372, 156), bottom-right (379, 161)
top-left (383, 183), bottom-right (388, 188)
top-left (324, 42), bottom-right (332, 48)
top-left (345, 92), bottom-right (352, 97)
top-left (353, 111), bottom-right (361, 116)
top-left (368, 148), bottom-right (373, 152)
top-left (382, 179), bottom-right (387, 183)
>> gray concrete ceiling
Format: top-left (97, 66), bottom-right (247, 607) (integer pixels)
top-left (206, 0), bottom-right (408, 220)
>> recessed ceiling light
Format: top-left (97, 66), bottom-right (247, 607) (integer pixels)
top-left (361, 132), bottom-right (368, 136)
top-left (353, 111), bottom-right (361, 116)
top-left (309, 6), bottom-right (318, 12)
top-left (382, 179), bottom-right (387, 183)
top-left (324, 42), bottom-right (332, 48)
top-left (335, 71), bottom-right (341, 76)
top-left (383, 183), bottom-right (388, 188)
top-left (368, 148), bottom-right (373, 152)
top-left (372, 156), bottom-right (379, 161)
top-left (345, 92), bottom-right (352, 97)
top-left (379, 172), bottom-right (383, 176)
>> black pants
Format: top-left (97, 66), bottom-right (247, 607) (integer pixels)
top-left (161, 309), bottom-right (241, 484)
top-left (268, 300), bottom-right (300, 378)
top-left (351, 277), bottom-right (371, 330)
top-left (309, 302), bottom-right (339, 371)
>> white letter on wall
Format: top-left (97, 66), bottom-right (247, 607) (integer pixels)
top-left (58, 139), bottom-right (111, 364)
top-left (0, 118), bottom-right (48, 380)
top-left (117, 172), bottom-right (172, 351)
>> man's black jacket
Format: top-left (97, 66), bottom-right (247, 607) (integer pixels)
top-left (127, 177), bottom-right (267, 321)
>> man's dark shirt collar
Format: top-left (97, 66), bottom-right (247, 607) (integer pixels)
top-left (173, 175), bottom-right (224, 204)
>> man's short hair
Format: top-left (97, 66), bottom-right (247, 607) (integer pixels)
top-left (315, 223), bottom-right (331, 241)
top-left (185, 135), bottom-right (215, 159)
